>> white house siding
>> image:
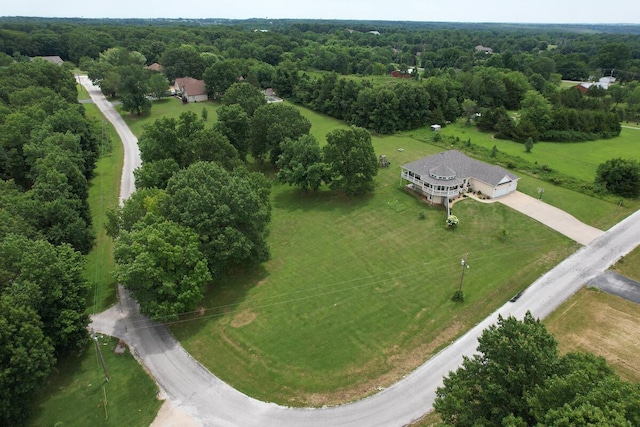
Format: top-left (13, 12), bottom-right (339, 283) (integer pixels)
top-left (493, 181), bottom-right (517, 198)
top-left (188, 94), bottom-right (209, 103)
top-left (469, 179), bottom-right (496, 197)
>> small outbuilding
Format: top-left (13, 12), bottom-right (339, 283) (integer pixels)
top-left (431, 124), bottom-right (442, 132)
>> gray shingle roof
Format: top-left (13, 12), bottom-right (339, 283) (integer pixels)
top-left (401, 150), bottom-right (518, 187)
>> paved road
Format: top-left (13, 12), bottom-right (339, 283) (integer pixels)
top-left (82, 78), bottom-right (640, 426)
top-left (588, 270), bottom-right (640, 304)
top-left (76, 75), bottom-right (140, 204)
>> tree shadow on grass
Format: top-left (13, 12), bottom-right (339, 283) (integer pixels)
top-left (170, 263), bottom-right (270, 341)
top-left (272, 186), bottom-right (375, 214)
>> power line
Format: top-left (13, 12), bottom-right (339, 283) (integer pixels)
top-left (124, 238), bottom-right (568, 330)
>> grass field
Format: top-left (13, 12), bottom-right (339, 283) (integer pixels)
top-left (613, 245), bottom-right (640, 281)
top-left (30, 336), bottom-right (161, 426)
top-left (169, 123), bottom-right (576, 405)
top-left (105, 94), bottom-right (638, 409)
top-left (122, 97), bottom-right (219, 136)
top-left (438, 120), bottom-right (640, 183)
top-left (546, 287), bottom-right (640, 383)
top-left (111, 95), bottom-right (637, 406)
top-left (82, 102), bottom-right (124, 313)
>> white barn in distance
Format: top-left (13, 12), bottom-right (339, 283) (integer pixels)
top-left (401, 150), bottom-right (519, 213)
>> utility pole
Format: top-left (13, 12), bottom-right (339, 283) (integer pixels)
top-left (458, 254), bottom-right (470, 296)
top-left (94, 335), bottom-right (110, 382)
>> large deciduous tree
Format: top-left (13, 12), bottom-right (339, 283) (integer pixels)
top-left (159, 162), bottom-right (272, 277)
top-left (519, 90), bottom-right (552, 138)
top-left (133, 158), bottom-right (180, 190)
top-left (0, 235), bottom-right (90, 354)
top-left (203, 60), bottom-right (241, 100)
top-left (434, 312), bottom-right (640, 426)
top-left (323, 127), bottom-right (378, 196)
top-left (595, 157), bottom-right (640, 197)
top-left (250, 103), bottom-right (311, 164)
top-left (113, 220), bottom-right (211, 321)
top-left (137, 111), bottom-right (240, 170)
top-left (160, 45), bottom-right (206, 82)
top-left (118, 64), bottom-right (151, 115)
top-left (148, 72), bottom-right (169, 100)
top-left (221, 82), bottom-right (267, 116)
top-left (215, 104), bottom-right (251, 160)
top-left (435, 312), bottom-right (559, 425)
top-left (0, 295), bottom-right (55, 426)
top-left (276, 135), bottom-right (329, 192)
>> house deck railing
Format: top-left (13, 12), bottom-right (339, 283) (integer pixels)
top-left (402, 172), bottom-right (461, 198)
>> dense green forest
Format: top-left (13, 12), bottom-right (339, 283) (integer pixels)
top-left (1, 17), bottom-right (640, 425)
top-left (0, 59), bottom-right (99, 425)
top-left (2, 17), bottom-right (639, 139)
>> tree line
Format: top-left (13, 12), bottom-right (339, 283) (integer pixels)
top-left (4, 19), bottom-right (639, 134)
top-left (0, 61), bottom-right (100, 425)
top-left (1, 15), bottom-right (638, 133)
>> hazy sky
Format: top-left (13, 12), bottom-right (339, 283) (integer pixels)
top-left (1, 0), bottom-right (639, 24)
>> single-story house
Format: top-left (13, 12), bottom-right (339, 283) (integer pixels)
top-left (174, 77), bottom-right (208, 103)
top-left (400, 150), bottom-right (519, 214)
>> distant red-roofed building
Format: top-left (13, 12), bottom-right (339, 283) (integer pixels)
top-left (174, 77), bottom-right (208, 103)
top-left (391, 70), bottom-right (412, 79)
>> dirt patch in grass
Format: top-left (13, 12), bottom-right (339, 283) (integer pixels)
top-left (303, 321), bottom-right (464, 407)
top-left (231, 311), bottom-right (257, 328)
top-left (545, 287), bottom-right (640, 383)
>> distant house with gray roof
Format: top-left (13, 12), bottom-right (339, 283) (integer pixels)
top-left (401, 150), bottom-right (519, 214)
top-left (475, 45), bottom-right (493, 54)
top-left (31, 55), bottom-right (64, 65)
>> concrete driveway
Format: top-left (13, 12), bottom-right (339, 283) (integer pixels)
top-left (496, 191), bottom-right (604, 245)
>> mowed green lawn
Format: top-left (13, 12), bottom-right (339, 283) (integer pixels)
top-left (170, 124), bottom-right (576, 406)
top-left (439, 120), bottom-right (640, 183)
top-left (118, 97), bottom-right (633, 407)
top-left (30, 336), bottom-right (161, 426)
top-left (83, 100), bottom-right (123, 313)
top-left (123, 97), bottom-right (219, 136)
